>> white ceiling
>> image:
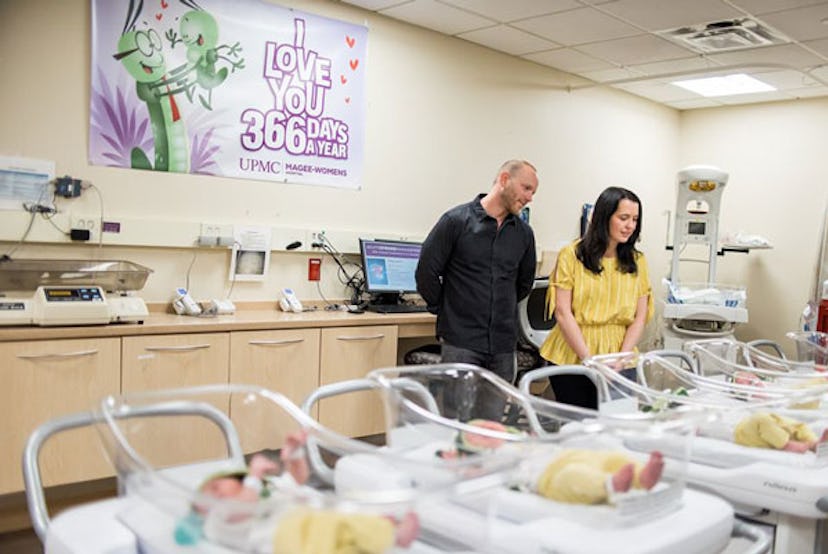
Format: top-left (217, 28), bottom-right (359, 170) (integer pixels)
top-left (339, 0), bottom-right (828, 109)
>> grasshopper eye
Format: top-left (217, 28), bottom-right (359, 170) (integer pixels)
top-left (148, 29), bottom-right (162, 50)
top-left (135, 31), bottom-right (154, 56)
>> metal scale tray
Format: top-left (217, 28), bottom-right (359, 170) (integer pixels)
top-left (0, 259), bottom-right (152, 292)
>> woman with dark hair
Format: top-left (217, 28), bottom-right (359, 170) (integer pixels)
top-left (539, 187), bottom-right (653, 408)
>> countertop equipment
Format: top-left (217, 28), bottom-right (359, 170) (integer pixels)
top-left (0, 258), bottom-right (152, 326)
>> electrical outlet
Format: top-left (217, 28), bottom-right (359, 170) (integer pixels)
top-left (70, 216), bottom-right (97, 231)
top-left (199, 223), bottom-right (234, 247)
top-left (311, 230), bottom-right (326, 247)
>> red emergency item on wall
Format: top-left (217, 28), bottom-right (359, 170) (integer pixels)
top-left (308, 258), bottom-right (321, 281)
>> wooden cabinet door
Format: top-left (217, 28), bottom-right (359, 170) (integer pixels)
top-left (121, 333), bottom-right (230, 468)
top-left (319, 325), bottom-right (397, 437)
top-left (229, 329), bottom-right (320, 452)
top-left (0, 338), bottom-right (120, 494)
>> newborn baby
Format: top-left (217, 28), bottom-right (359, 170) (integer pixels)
top-left (536, 449), bottom-right (664, 505)
top-left (273, 509), bottom-right (419, 554)
top-left (734, 412), bottom-right (823, 453)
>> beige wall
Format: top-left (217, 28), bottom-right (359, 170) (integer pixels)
top-left (679, 98), bottom-right (828, 348)
top-left (0, 0), bottom-right (824, 350)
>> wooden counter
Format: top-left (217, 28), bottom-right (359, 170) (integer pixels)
top-left (0, 308), bottom-right (436, 341)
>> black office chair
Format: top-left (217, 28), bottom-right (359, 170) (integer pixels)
top-left (517, 277), bottom-right (555, 353)
top-left (516, 278), bottom-right (556, 376)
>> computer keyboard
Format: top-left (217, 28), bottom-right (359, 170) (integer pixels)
top-left (365, 304), bottom-right (429, 314)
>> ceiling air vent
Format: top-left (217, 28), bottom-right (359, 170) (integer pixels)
top-left (660, 18), bottom-right (789, 53)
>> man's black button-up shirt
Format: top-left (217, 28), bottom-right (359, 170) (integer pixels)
top-left (416, 194), bottom-right (536, 355)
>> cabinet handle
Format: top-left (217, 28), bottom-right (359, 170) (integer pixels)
top-left (248, 338), bottom-right (305, 346)
top-left (17, 349), bottom-right (99, 360)
top-left (143, 344), bottom-right (212, 352)
top-left (336, 334), bottom-right (385, 341)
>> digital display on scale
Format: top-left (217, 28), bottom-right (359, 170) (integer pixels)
top-left (43, 287), bottom-right (104, 302)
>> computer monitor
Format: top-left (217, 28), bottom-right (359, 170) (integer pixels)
top-left (359, 238), bottom-right (421, 297)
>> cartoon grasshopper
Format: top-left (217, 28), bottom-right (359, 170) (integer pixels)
top-left (164, 1), bottom-right (245, 110)
top-left (113, 1), bottom-right (189, 172)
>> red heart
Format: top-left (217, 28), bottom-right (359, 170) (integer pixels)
top-left (349, 59), bottom-right (359, 70)
top-left (161, 0), bottom-right (169, 8)
top-left (345, 97), bottom-right (351, 104)
top-left (340, 75), bottom-right (347, 84)
top-left (346, 36), bottom-right (355, 48)
top-left (155, 12), bottom-right (162, 20)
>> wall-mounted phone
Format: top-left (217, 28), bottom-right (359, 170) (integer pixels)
top-left (172, 287), bottom-right (202, 316)
top-left (279, 288), bottom-right (303, 313)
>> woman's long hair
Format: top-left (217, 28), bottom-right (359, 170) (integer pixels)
top-left (576, 186), bottom-right (642, 275)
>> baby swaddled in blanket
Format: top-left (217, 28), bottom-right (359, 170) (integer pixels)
top-left (733, 412), bottom-right (824, 453)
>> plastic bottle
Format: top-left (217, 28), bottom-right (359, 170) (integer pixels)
top-left (818, 280), bottom-right (828, 333)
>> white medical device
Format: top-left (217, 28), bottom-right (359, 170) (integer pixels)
top-left (0, 259), bottom-right (150, 326)
top-left (662, 166), bottom-right (748, 349)
top-left (279, 287), bottom-right (303, 312)
top-left (171, 287), bottom-right (201, 316)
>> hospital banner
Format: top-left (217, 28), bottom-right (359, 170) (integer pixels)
top-left (90, 0), bottom-right (367, 189)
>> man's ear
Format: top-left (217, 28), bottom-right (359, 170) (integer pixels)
top-left (498, 170), bottom-right (510, 189)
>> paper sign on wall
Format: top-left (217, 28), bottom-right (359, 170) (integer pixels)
top-left (229, 226), bottom-right (271, 282)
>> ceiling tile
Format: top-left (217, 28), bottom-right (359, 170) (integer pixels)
top-left (748, 68), bottom-right (823, 87)
top-left (626, 56), bottom-right (728, 80)
top-left (714, 89), bottom-right (797, 103)
top-left (809, 64), bottom-right (828, 82)
top-left (522, 48), bottom-right (617, 72)
top-left (706, 43), bottom-right (826, 69)
top-left (758, 4), bottom-right (828, 41)
top-left (341, 0), bottom-right (412, 10)
top-left (458, 25), bottom-right (561, 55)
top-left (576, 34), bottom-right (694, 66)
top-left (340, 0), bottom-right (828, 108)
top-left (439, 0), bottom-right (580, 22)
top-left (802, 37), bottom-right (828, 58)
top-left (580, 66), bottom-right (649, 83)
top-left (379, 0), bottom-right (494, 35)
top-left (511, 7), bottom-right (642, 46)
top-left (597, 0), bottom-right (744, 31)
top-left (728, 0), bottom-right (828, 15)
top-left (783, 85), bottom-right (828, 97)
top-left (666, 97), bottom-right (726, 109)
top-left (614, 81), bottom-right (705, 102)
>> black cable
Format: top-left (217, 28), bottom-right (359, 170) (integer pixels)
top-left (315, 236), bottom-right (365, 304)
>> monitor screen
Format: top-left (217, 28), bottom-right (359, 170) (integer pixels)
top-left (359, 239), bottom-right (422, 294)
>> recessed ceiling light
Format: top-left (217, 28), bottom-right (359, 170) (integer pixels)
top-left (671, 73), bottom-right (776, 97)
